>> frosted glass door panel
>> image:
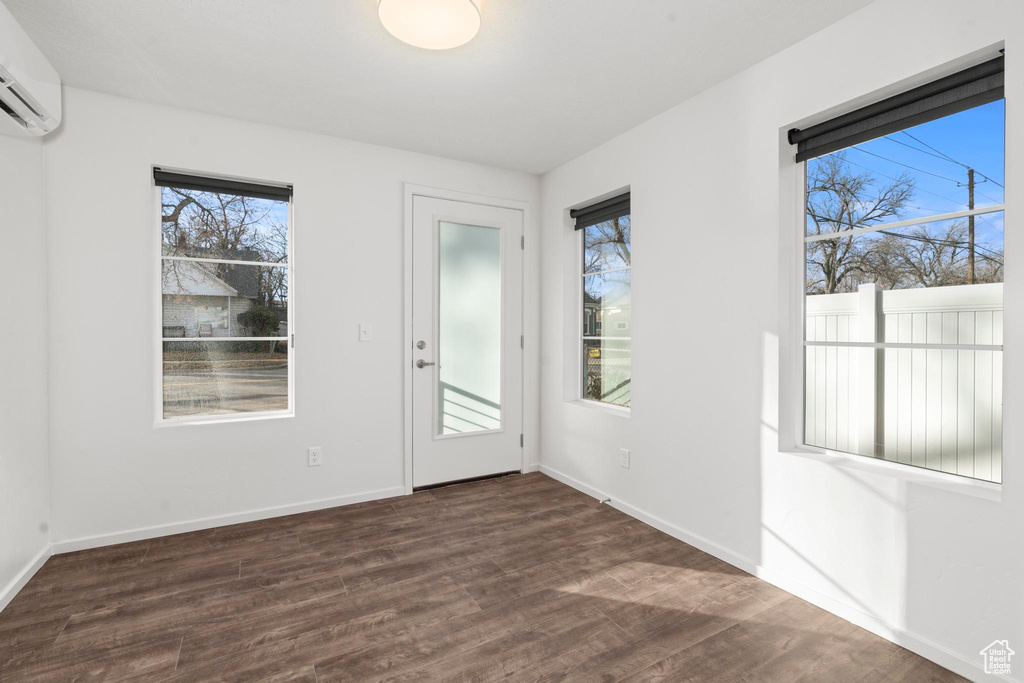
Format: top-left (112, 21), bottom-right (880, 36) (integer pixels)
top-left (437, 221), bottom-right (502, 435)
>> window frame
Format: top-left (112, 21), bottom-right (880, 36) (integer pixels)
top-left (152, 169), bottom-right (295, 427)
top-left (795, 99), bottom-right (1005, 484)
top-left (578, 211), bottom-right (631, 411)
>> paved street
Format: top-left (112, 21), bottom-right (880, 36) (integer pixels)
top-left (163, 359), bottom-right (288, 417)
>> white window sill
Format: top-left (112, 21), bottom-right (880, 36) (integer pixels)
top-left (154, 410), bottom-right (295, 428)
top-left (781, 445), bottom-right (1001, 502)
top-left (570, 399), bottom-right (631, 418)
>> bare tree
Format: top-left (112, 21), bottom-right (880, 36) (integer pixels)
top-left (162, 189), bottom-right (282, 260)
top-left (583, 215), bottom-right (630, 274)
top-left (805, 152), bottom-right (914, 294)
top-left (161, 189), bottom-right (289, 309)
top-left (866, 222), bottom-right (1003, 289)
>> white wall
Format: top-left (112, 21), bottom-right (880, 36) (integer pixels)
top-left (0, 132), bottom-right (51, 608)
top-left (539, 0), bottom-right (1023, 678)
top-left (44, 87), bottom-right (539, 547)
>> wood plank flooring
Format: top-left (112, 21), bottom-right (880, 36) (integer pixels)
top-left (0, 473), bottom-right (964, 682)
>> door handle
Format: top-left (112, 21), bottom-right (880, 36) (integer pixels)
top-left (416, 360), bottom-right (436, 369)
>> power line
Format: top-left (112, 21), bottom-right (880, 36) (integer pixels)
top-left (812, 157), bottom-right (1006, 244)
top-left (841, 156), bottom-right (1002, 216)
top-left (851, 146), bottom-right (962, 184)
top-left (977, 212), bottom-right (1004, 233)
top-left (806, 212), bottom-right (1003, 260)
top-left (876, 228), bottom-right (1004, 264)
top-left (884, 134), bottom-right (1008, 200)
top-left (974, 187), bottom-right (1003, 206)
top-left (883, 135), bottom-right (955, 164)
top-left (899, 130), bottom-right (1005, 189)
top-left (840, 157), bottom-right (966, 211)
top-left (900, 130), bottom-right (966, 167)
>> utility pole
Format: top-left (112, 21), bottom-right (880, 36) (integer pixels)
top-left (967, 167), bottom-right (975, 285)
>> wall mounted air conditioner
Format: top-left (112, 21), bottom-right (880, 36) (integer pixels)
top-left (0, 1), bottom-right (61, 136)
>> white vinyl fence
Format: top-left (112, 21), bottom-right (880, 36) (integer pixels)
top-left (805, 283), bottom-right (1002, 482)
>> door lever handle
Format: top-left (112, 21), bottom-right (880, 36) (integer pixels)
top-left (416, 359), bottom-right (436, 369)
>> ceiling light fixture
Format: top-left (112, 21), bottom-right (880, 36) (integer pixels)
top-left (377, 0), bottom-right (481, 50)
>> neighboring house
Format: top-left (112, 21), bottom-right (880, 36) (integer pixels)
top-left (161, 260), bottom-right (258, 338)
top-left (582, 282), bottom-right (632, 406)
top-left (582, 286), bottom-right (631, 337)
top-left (583, 291), bottom-right (599, 336)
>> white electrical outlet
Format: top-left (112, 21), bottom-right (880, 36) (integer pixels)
top-left (308, 447), bottom-right (322, 467)
top-left (620, 448), bottom-right (631, 469)
top-left (359, 323), bottom-right (372, 342)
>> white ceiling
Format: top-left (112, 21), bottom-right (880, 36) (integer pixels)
top-left (4, 0), bottom-right (873, 173)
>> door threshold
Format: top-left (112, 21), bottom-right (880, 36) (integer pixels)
top-left (413, 470), bottom-right (522, 492)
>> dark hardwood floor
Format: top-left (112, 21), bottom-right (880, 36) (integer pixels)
top-left (0, 472), bottom-right (963, 682)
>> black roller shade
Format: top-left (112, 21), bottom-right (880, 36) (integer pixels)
top-left (571, 192), bottom-right (630, 231)
top-left (154, 169), bottom-right (292, 201)
top-left (789, 56), bottom-right (1004, 163)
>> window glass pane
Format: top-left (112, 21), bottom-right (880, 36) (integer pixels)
top-left (161, 187), bottom-right (289, 263)
top-left (807, 100), bottom-right (1004, 239)
top-left (584, 215), bottom-right (631, 273)
top-left (583, 339), bottom-right (630, 407)
top-left (437, 221), bottom-right (502, 436)
top-left (804, 346), bottom-right (1002, 482)
top-left (162, 341), bottom-right (288, 418)
top-left (162, 262), bottom-right (288, 338)
top-left (583, 271), bottom-right (631, 338)
top-left (581, 208), bottom-right (631, 408)
top-left (803, 100), bottom-right (1003, 483)
top-left (806, 213), bottom-right (1003, 297)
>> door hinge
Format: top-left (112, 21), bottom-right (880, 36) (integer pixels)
top-left (521, 235), bottom-right (525, 250)
top-left (291, 334), bottom-right (295, 348)
top-left (520, 434), bottom-right (524, 447)
top-left (520, 334), bottom-right (524, 349)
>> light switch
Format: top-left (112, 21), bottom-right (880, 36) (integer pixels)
top-left (359, 323), bottom-right (372, 342)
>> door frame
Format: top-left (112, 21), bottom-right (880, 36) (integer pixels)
top-left (403, 184), bottom-right (533, 494)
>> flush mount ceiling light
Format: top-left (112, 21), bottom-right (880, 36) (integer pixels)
top-left (377, 0), bottom-right (481, 50)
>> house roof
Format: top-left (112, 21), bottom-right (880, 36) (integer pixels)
top-left (161, 261), bottom-right (238, 298)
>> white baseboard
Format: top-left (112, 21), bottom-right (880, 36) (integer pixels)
top-left (539, 464), bottom-right (609, 501)
top-left (0, 544), bottom-right (52, 613)
top-left (523, 462), bottom-right (541, 473)
top-left (51, 486), bottom-right (406, 555)
top-left (538, 464), bottom-right (1004, 683)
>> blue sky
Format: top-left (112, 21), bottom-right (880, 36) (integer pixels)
top-left (269, 201), bottom-right (290, 225)
top-left (809, 99), bottom-right (1005, 247)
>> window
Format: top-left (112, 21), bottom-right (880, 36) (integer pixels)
top-left (573, 193), bottom-right (631, 407)
top-left (156, 169), bottom-right (293, 422)
top-left (791, 57), bottom-right (1004, 482)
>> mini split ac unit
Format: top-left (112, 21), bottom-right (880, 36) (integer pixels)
top-left (0, 1), bottom-right (61, 136)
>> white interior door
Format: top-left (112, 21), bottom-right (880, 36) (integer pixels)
top-left (412, 195), bottom-right (523, 488)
